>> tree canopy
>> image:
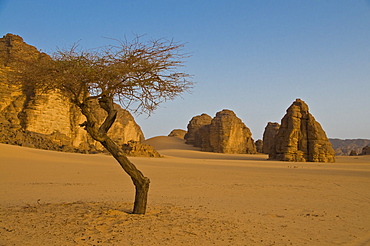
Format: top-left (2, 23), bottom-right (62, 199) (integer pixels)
top-left (17, 36), bottom-right (193, 114)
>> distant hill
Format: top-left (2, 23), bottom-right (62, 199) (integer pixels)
top-left (329, 139), bottom-right (370, 156)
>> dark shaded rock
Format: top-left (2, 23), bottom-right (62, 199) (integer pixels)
top-left (255, 139), bottom-right (263, 153)
top-left (269, 99), bottom-right (335, 162)
top-left (0, 122), bottom-right (83, 153)
top-left (262, 122), bottom-right (280, 154)
top-left (198, 124), bottom-right (212, 151)
top-left (361, 146), bottom-right (370, 155)
top-left (349, 150), bottom-right (358, 156)
top-left (184, 113), bottom-right (212, 147)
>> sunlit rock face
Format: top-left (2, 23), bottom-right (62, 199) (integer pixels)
top-left (0, 34), bottom-right (144, 152)
top-left (269, 99), bottom-right (335, 163)
top-left (186, 109), bottom-right (256, 154)
top-left (207, 110), bottom-right (256, 154)
top-left (168, 129), bottom-right (187, 139)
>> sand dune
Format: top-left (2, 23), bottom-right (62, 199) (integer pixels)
top-left (1, 137), bottom-right (370, 245)
top-left (145, 136), bottom-right (267, 160)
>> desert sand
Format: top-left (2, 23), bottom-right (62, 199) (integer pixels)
top-left (1, 136), bottom-right (370, 245)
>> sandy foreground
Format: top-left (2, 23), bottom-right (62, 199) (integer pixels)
top-left (1, 136), bottom-right (370, 246)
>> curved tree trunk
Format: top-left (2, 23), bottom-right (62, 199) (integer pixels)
top-left (101, 138), bottom-right (150, 214)
top-left (133, 173), bottom-right (150, 214)
top-left (79, 96), bottom-right (150, 214)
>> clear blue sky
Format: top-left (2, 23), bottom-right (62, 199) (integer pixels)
top-left (1, 0), bottom-right (370, 139)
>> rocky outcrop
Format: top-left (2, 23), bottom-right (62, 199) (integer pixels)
top-left (198, 124), bottom-right (212, 151)
top-left (168, 129), bottom-right (187, 139)
top-left (0, 33), bottom-right (41, 67)
top-left (361, 146), bottom-right (370, 155)
top-left (262, 122), bottom-right (280, 154)
top-left (255, 139), bottom-right (263, 153)
top-left (329, 139), bottom-right (370, 156)
top-left (184, 113), bottom-right (212, 147)
top-left (269, 99), bottom-right (335, 162)
top-left (0, 34), bottom-right (146, 154)
top-left (349, 150), bottom-right (358, 156)
top-left (0, 123), bottom-right (82, 152)
top-left (122, 140), bottom-right (161, 157)
top-left (208, 110), bottom-right (256, 154)
top-left (185, 110), bottom-right (256, 154)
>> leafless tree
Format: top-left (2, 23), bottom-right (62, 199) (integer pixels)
top-left (15, 36), bottom-right (193, 214)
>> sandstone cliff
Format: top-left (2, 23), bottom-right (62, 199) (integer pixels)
top-left (184, 113), bottom-right (212, 147)
top-left (0, 34), bottom-right (147, 154)
top-left (269, 99), bottom-right (335, 162)
top-left (262, 122), bottom-right (280, 154)
top-left (208, 110), bottom-right (256, 154)
top-left (185, 110), bottom-right (256, 154)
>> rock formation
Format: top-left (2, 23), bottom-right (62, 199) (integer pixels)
top-left (185, 110), bottom-right (256, 154)
top-left (0, 123), bottom-right (81, 152)
top-left (262, 122), bottom-right (280, 154)
top-left (168, 129), bottom-right (187, 139)
top-left (269, 99), bottom-right (335, 162)
top-left (349, 150), bottom-right (358, 156)
top-left (361, 146), bottom-right (370, 155)
top-left (208, 110), bottom-right (256, 154)
top-left (0, 33), bottom-right (147, 154)
top-left (184, 113), bottom-right (212, 147)
top-left (122, 140), bottom-right (161, 157)
top-left (198, 124), bottom-right (212, 151)
top-left (255, 139), bottom-right (263, 153)
top-left (81, 99), bottom-right (144, 150)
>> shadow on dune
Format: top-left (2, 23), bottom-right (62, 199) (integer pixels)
top-left (144, 136), bottom-right (268, 161)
